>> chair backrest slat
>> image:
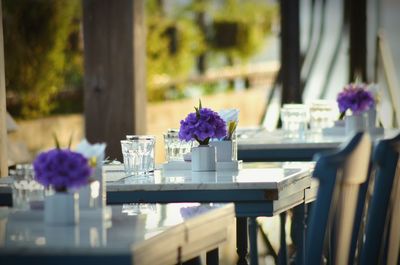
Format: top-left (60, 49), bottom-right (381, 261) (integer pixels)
top-left (360, 133), bottom-right (400, 265)
top-left (305, 132), bottom-right (372, 265)
top-left (334, 133), bottom-right (371, 265)
top-left (387, 158), bottom-right (400, 265)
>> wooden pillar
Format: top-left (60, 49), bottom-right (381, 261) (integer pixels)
top-left (82, 0), bottom-right (146, 160)
top-left (0, 1), bottom-right (8, 177)
top-left (349, 0), bottom-right (367, 81)
top-left (280, 0), bottom-right (301, 104)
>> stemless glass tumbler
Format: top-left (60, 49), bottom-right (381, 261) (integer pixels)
top-left (309, 100), bottom-right (335, 132)
top-left (163, 129), bottom-right (195, 162)
top-left (121, 135), bottom-right (155, 177)
top-left (280, 104), bottom-right (309, 139)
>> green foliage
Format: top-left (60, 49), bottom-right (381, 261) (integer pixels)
top-left (210, 0), bottom-right (278, 61)
top-left (146, 0), bottom-right (205, 102)
top-left (3, 0), bottom-right (81, 118)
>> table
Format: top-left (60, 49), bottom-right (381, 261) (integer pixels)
top-left (0, 185), bottom-right (11, 207)
top-left (237, 128), bottom-right (399, 161)
top-left (0, 203), bottom-right (234, 265)
top-left (105, 162), bottom-right (314, 265)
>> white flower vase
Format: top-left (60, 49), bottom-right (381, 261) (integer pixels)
top-left (45, 192), bottom-right (79, 225)
top-left (345, 113), bottom-right (368, 135)
top-left (191, 145), bottom-right (216, 172)
top-left (210, 141), bottom-right (234, 162)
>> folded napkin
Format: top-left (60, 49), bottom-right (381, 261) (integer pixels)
top-left (218, 109), bottom-right (239, 124)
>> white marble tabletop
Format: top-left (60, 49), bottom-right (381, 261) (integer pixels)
top-left (0, 203), bottom-right (234, 265)
top-left (105, 162), bottom-right (314, 195)
top-left (237, 128), bottom-right (399, 150)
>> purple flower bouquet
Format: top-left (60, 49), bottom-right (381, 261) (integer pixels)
top-left (337, 83), bottom-right (375, 118)
top-left (33, 149), bottom-right (92, 192)
top-left (179, 101), bottom-right (227, 145)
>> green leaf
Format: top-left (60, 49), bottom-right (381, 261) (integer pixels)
top-left (227, 121), bottom-right (238, 140)
top-left (67, 132), bottom-right (74, 149)
top-left (339, 111), bottom-right (346, 120)
top-left (198, 99), bottom-right (202, 110)
top-left (53, 133), bottom-right (61, 149)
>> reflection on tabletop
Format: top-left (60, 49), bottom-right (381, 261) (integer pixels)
top-left (0, 203), bottom-right (225, 250)
top-left (104, 162), bottom-right (314, 189)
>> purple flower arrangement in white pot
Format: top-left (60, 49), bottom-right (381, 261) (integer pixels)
top-left (33, 138), bottom-right (93, 225)
top-left (179, 100), bottom-right (226, 171)
top-left (337, 83), bottom-right (375, 134)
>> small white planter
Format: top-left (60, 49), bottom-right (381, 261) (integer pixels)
top-left (191, 145), bottom-right (216, 172)
top-left (45, 192), bottom-right (79, 225)
top-left (210, 140), bottom-right (234, 162)
top-left (345, 113), bottom-right (368, 135)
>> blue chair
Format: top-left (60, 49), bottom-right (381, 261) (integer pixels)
top-left (359, 133), bottom-right (400, 265)
top-left (304, 132), bottom-right (372, 265)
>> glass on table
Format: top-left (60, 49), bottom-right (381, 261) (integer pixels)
top-left (121, 135), bottom-right (155, 177)
top-left (163, 129), bottom-right (195, 162)
top-left (309, 100), bottom-right (335, 132)
top-left (280, 104), bottom-right (309, 139)
top-left (10, 164), bottom-right (45, 210)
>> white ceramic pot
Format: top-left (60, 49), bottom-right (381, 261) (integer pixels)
top-left (210, 140), bottom-right (234, 162)
top-left (345, 113), bottom-right (368, 135)
top-left (191, 145), bottom-right (216, 172)
top-left (45, 192), bottom-right (79, 225)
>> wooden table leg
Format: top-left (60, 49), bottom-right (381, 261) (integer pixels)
top-left (248, 217), bottom-right (259, 265)
top-left (292, 203), bottom-right (306, 265)
top-left (236, 217), bottom-right (249, 265)
top-left (206, 248), bottom-right (219, 265)
top-left (278, 212), bottom-right (288, 265)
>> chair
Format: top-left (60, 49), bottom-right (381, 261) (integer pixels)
top-left (304, 132), bottom-right (372, 265)
top-left (359, 133), bottom-right (400, 265)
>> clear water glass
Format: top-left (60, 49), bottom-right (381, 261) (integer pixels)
top-left (280, 104), bottom-right (309, 138)
top-left (309, 100), bottom-right (335, 132)
top-left (163, 129), bottom-right (195, 161)
top-left (10, 164), bottom-right (45, 210)
top-left (121, 135), bottom-right (155, 177)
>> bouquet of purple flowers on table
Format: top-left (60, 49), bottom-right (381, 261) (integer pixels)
top-left (179, 100), bottom-right (227, 145)
top-left (337, 83), bottom-right (375, 119)
top-left (33, 139), bottom-right (93, 192)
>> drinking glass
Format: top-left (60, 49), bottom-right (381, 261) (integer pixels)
top-left (163, 129), bottom-right (195, 162)
top-left (121, 135), bottom-right (155, 177)
top-left (280, 104), bottom-right (309, 138)
top-left (309, 100), bottom-right (335, 132)
top-left (11, 164), bottom-right (45, 210)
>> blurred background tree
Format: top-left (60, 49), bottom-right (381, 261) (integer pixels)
top-left (3, 0), bottom-right (81, 118)
top-left (3, 0), bottom-right (277, 117)
top-left (146, 0), bottom-right (206, 101)
top-left (210, 0), bottom-right (277, 62)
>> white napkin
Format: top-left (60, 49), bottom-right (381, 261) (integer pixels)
top-left (218, 109), bottom-right (239, 124)
top-left (76, 139), bottom-right (106, 160)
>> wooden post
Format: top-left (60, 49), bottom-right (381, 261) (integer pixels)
top-left (280, 0), bottom-right (301, 104)
top-left (82, 0), bottom-right (146, 160)
top-left (349, 0), bottom-right (367, 81)
top-left (0, 1), bottom-right (8, 177)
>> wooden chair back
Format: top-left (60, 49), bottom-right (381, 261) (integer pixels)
top-left (305, 132), bottom-right (371, 265)
top-left (360, 133), bottom-right (400, 265)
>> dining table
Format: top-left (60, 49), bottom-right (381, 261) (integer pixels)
top-left (237, 128), bottom-right (399, 162)
top-left (0, 185), bottom-right (11, 207)
top-left (105, 161), bottom-right (314, 265)
top-left (0, 203), bottom-right (234, 265)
